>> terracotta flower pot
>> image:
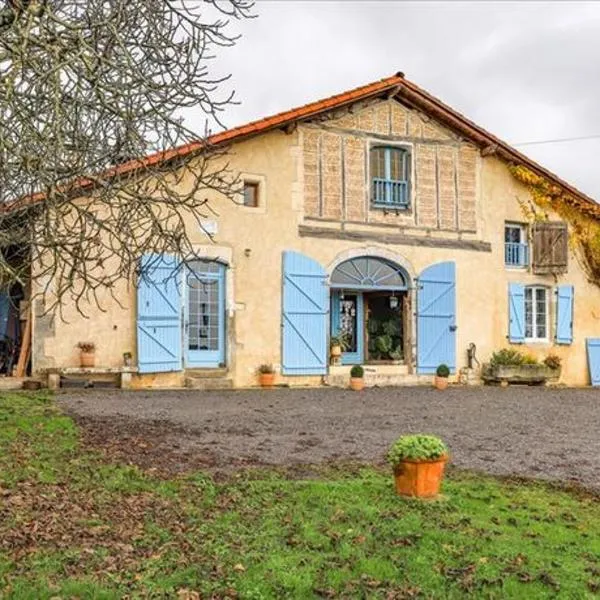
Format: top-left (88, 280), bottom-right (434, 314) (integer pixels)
top-left (349, 377), bottom-right (364, 391)
top-left (259, 373), bottom-right (275, 388)
top-left (330, 345), bottom-right (342, 359)
top-left (434, 375), bottom-right (449, 390)
top-left (80, 351), bottom-right (95, 368)
top-left (394, 455), bottom-right (448, 498)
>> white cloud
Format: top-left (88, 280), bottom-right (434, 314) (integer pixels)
top-left (187, 0), bottom-right (600, 199)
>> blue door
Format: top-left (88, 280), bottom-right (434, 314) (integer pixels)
top-left (331, 291), bottom-right (364, 364)
top-left (185, 260), bottom-right (226, 368)
top-left (137, 253), bottom-right (182, 373)
top-left (417, 262), bottom-right (456, 374)
top-left (587, 339), bottom-right (600, 386)
top-left (281, 251), bottom-right (328, 375)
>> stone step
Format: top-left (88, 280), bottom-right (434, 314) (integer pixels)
top-left (185, 368), bottom-right (228, 379)
top-left (185, 376), bottom-right (233, 390)
top-left (324, 370), bottom-right (433, 388)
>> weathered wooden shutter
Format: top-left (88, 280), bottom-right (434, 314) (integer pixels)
top-left (417, 262), bottom-right (456, 374)
top-left (532, 221), bottom-right (568, 274)
top-left (281, 251), bottom-right (328, 375)
top-left (508, 283), bottom-right (525, 343)
top-left (586, 339), bottom-right (600, 386)
top-left (137, 253), bottom-right (182, 373)
top-left (555, 285), bottom-right (574, 345)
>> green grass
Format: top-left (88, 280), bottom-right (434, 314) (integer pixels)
top-left (1, 392), bottom-right (600, 598)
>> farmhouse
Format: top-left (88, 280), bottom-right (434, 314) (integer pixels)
top-left (19, 72), bottom-right (600, 388)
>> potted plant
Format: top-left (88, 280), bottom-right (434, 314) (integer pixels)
top-left (77, 342), bottom-right (96, 368)
top-left (123, 351), bottom-right (133, 367)
top-left (543, 354), bottom-right (562, 382)
top-left (349, 365), bottom-right (364, 391)
top-left (330, 336), bottom-right (343, 362)
top-left (387, 434), bottom-right (449, 498)
top-left (257, 364), bottom-right (275, 388)
top-left (434, 364), bottom-right (450, 390)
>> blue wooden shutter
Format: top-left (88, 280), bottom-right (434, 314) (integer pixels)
top-left (555, 285), bottom-right (574, 345)
top-left (508, 283), bottom-right (525, 343)
top-left (137, 253), bottom-right (182, 373)
top-left (587, 339), bottom-right (600, 386)
top-left (417, 261), bottom-right (456, 374)
top-left (281, 251), bottom-right (328, 375)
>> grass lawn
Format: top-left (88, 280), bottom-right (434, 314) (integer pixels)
top-left (1, 393), bottom-right (600, 599)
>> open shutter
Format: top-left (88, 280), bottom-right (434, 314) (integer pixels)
top-left (137, 253), bottom-right (182, 373)
top-left (281, 251), bottom-right (328, 375)
top-left (532, 222), bottom-right (568, 274)
top-left (508, 283), bottom-right (525, 343)
top-left (555, 285), bottom-right (574, 345)
top-left (587, 339), bottom-right (600, 387)
top-left (417, 261), bottom-right (456, 374)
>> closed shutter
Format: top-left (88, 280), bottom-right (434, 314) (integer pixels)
top-left (586, 339), bottom-right (600, 387)
top-left (137, 253), bottom-right (182, 373)
top-left (281, 251), bottom-right (328, 375)
top-left (417, 261), bottom-right (456, 374)
top-left (508, 283), bottom-right (525, 343)
top-left (555, 285), bottom-right (574, 345)
top-left (532, 222), bottom-right (568, 274)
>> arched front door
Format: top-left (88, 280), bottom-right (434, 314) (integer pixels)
top-left (185, 260), bottom-right (226, 368)
top-left (330, 256), bottom-right (409, 365)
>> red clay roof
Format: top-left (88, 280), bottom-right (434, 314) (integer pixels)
top-left (15, 72), bottom-right (599, 216)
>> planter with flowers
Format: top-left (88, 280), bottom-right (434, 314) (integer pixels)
top-left (387, 434), bottom-right (449, 498)
top-left (257, 364), bottom-right (276, 388)
top-left (77, 342), bottom-right (96, 368)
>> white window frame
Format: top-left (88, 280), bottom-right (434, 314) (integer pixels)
top-left (524, 285), bottom-right (549, 342)
top-left (504, 222), bottom-right (528, 269)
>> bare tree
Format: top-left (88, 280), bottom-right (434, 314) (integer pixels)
top-left (0, 0), bottom-right (253, 316)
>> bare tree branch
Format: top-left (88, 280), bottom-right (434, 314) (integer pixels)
top-left (0, 0), bottom-right (254, 315)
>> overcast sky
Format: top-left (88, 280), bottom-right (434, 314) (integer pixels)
top-left (192, 1), bottom-right (600, 200)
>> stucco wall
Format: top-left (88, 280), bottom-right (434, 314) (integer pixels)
top-left (32, 98), bottom-right (600, 388)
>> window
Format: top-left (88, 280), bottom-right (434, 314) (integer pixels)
top-left (370, 146), bottom-right (410, 209)
top-left (243, 181), bottom-right (259, 207)
top-left (524, 286), bottom-right (548, 341)
top-left (505, 223), bottom-right (528, 267)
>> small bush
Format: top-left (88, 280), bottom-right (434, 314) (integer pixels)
top-left (350, 365), bottom-right (364, 378)
top-left (387, 434), bottom-right (448, 467)
top-left (257, 363), bottom-right (275, 374)
top-left (521, 354), bottom-right (539, 365)
top-left (490, 348), bottom-right (525, 367)
top-left (544, 354), bottom-right (562, 370)
top-left (436, 364), bottom-right (450, 378)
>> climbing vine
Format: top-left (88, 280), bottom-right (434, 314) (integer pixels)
top-left (509, 165), bottom-right (600, 286)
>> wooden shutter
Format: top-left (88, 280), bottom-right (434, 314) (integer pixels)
top-left (281, 251), bottom-right (328, 375)
top-left (555, 285), bottom-right (574, 345)
top-left (532, 221), bottom-right (568, 274)
top-left (137, 253), bottom-right (183, 373)
top-left (508, 283), bottom-right (525, 343)
top-left (417, 262), bottom-right (457, 374)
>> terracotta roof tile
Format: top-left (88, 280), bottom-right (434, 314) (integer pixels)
top-left (13, 72), bottom-right (598, 218)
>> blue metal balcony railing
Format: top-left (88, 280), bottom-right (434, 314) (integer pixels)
top-left (505, 242), bottom-right (529, 267)
top-left (372, 178), bottom-right (409, 208)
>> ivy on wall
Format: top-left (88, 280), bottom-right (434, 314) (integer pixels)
top-left (510, 165), bottom-right (600, 286)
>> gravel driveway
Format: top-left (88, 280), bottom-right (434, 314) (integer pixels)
top-left (58, 386), bottom-right (600, 489)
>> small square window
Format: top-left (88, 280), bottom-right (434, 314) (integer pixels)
top-left (243, 181), bottom-right (259, 207)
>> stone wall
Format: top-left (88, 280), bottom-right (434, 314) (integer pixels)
top-left (301, 99), bottom-right (479, 232)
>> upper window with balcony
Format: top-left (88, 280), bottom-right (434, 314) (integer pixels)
top-left (370, 145), bottom-right (411, 209)
top-left (505, 223), bottom-right (528, 268)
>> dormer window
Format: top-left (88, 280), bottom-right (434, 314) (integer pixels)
top-left (370, 145), bottom-right (411, 209)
